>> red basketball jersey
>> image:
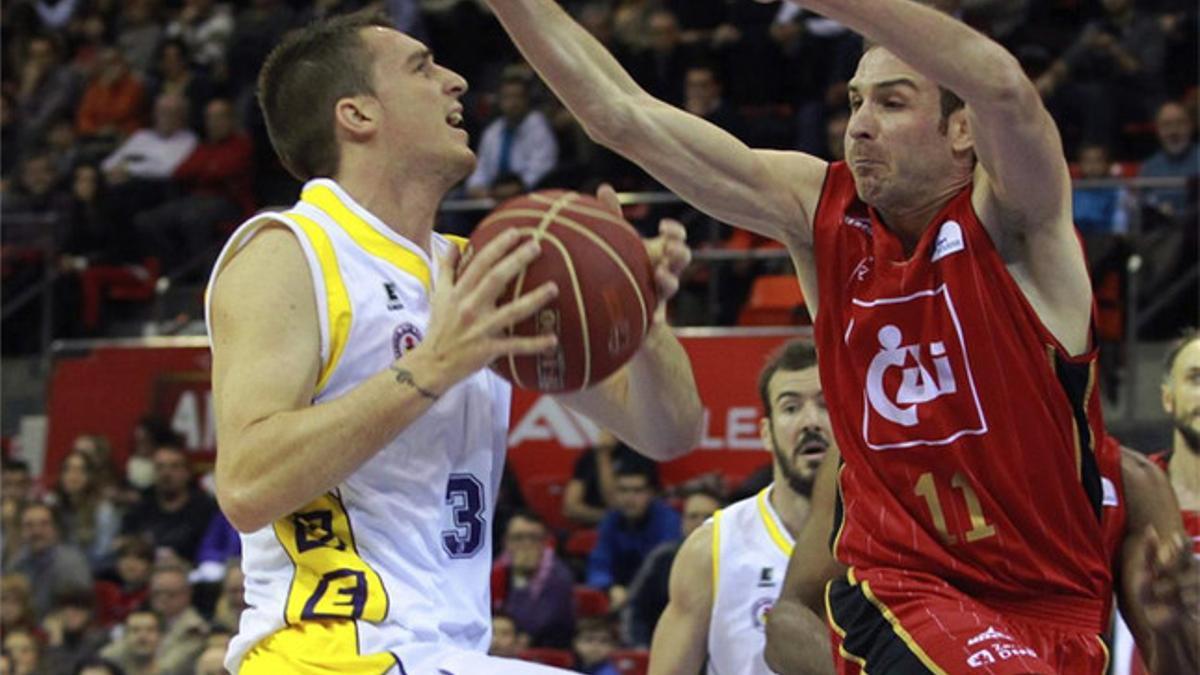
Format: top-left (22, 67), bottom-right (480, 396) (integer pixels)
top-left (813, 162), bottom-right (1115, 629)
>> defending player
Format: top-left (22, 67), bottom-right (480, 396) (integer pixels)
top-left (647, 340), bottom-right (834, 675)
top-left (206, 14), bottom-right (702, 674)
top-left (487, 0), bottom-right (1125, 670)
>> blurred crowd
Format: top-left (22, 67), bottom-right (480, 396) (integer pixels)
top-left (0, 1), bottom-right (1196, 673)
top-left (1, 0), bottom-right (1196, 353)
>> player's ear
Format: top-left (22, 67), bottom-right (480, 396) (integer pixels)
top-left (335, 96), bottom-right (379, 140)
top-left (759, 417), bottom-right (772, 451)
top-left (948, 107), bottom-right (973, 156)
top-left (1161, 382), bottom-right (1173, 416)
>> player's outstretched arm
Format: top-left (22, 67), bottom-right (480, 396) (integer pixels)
top-left (788, 0), bottom-right (1090, 352)
top-left (646, 522), bottom-right (714, 675)
top-left (1117, 449), bottom-right (1200, 675)
top-left (765, 448), bottom-right (843, 675)
top-left (210, 226), bottom-right (557, 532)
top-left (485, 0), bottom-right (826, 247)
top-left (558, 187), bottom-right (701, 461)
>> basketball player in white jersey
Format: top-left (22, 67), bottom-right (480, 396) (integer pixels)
top-left (205, 14), bottom-right (702, 675)
top-left (647, 340), bottom-right (835, 675)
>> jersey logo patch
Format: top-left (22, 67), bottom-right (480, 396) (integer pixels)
top-left (757, 567), bottom-right (775, 588)
top-left (383, 282), bottom-right (404, 311)
top-left (851, 285), bottom-right (988, 449)
top-left (931, 220), bottom-right (965, 262)
top-left (750, 597), bottom-right (774, 630)
top-left (392, 322), bottom-right (423, 359)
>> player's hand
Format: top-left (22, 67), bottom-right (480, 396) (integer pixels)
top-left (1136, 525), bottom-right (1200, 632)
top-left (594, 184), bottom-right (691, 323)
top-left (413, 231), bottom-right (559, 393)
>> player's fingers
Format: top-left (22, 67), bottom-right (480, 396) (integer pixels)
top-left (467, 238), bottom-right (543, 307)
top-left (655, 263), bottom-right (680, 301)
top-left (493, 333), bottom-right (559, 358)
top-left (595, 183), bottom-right (622, 217)
top-left (657, 217), bottom-right (686, 242)
top-left (664, 238), bottom-right (691, 276)
top-left (457, 229), bottom-right (523, 292)
top-left (484, 282), bottom-right (559, 335)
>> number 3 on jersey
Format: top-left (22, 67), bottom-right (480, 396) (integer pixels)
top-left (443, 473), bottom-right (485, 558)
top-left (914, 472), bottom-right (996, 545)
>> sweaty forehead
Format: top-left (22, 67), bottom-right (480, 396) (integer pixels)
top-left (850, 48), bottom-right (933, 94)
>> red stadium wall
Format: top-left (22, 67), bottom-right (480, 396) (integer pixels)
top-left (45, 330), bottom-right (806, 525)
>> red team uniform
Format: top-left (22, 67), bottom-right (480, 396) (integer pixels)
top-left (811, 163), bottom-right (1120, 674)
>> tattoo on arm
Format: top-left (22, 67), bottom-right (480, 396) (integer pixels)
top-left (390, 365), bottom-right (439, 401)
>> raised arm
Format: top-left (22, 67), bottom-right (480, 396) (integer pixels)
top-left (647, 522), bottom-right (713, 675)
top-left (210, 226), bottom-right (556, 532)
top-left (485, 0), bottom-right (826, 246)
top-left (792, 0), bottom-right (1090, 352)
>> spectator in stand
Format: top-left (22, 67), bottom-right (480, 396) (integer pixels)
top-left (1, 152), bottom-right (71, 221)
top-left (465, 70), bottom-right (558, 199)
top-left (119, 444), bottom-right (218, 564)
top-left (93, 538), bottom-right (153, 629)
top-left (40, 589), bottom-right (108, 674)
top-left (625, 8), bottom-right (695, 107)
top-left (194, 645), bottom-right (227, 675)
top-left (14, 34), bottom-right (81, 154)
top-left (823, 109), bottom-right (848, 161)
top-left (571, 616), bottom-right (619, 675)
top-left (116, 0), bottom-right (165, 78)
top-left (45, 116), bottom-right (82, 182)
top-left (191, 512), bottom-right (241, 585)
top-left (563, 433), bottom-right (654, 527)
top-left (491, 511), bottom-right (575, 648)
top-left (3, 503), bottom-right (92, 621)
top-left (100, 93), bottom-right (197, 217)
top-left (2, 628), bottom-right (41, 675)
top-left (586, 462), bottom-right (681, 610)
top-left (1036, 0), bottom-right (1166, 151)
top-left (1072, 143), bottom-right (1130, 235)
top-left (133, 97), bottom-right (253, 271)
top-left (50, 451), bottom-right (121, 572)
top-left (74, 658), bottom-right (127, 675)
top-left (69, 434), bottom-right (119, 498)
top-left (1, 460), bottom-right (36, 565)
top-left (146, 39), bottom-right (214, 133)
top-left (76, 48), bottom-right (146, 146)
top-left (99, 609), bottom-right (161, 675)
top-left (682, 64), bottom-right (746, 141)
top-left (143, 565), bottom-right (208, 674)
top-left (622, 487), bottom-right (722, 647)
top-left (210, 559), bottom-right (245, 631)
top-left (164, 0), bottom-right (234, 75)
top-left (1140, 100), bottom-right (1198, 223)
top-left (0, 575), bottom-right (39, 636)
top-left (488, 613), bottom-right (525, 658)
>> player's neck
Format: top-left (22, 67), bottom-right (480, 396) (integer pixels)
top-left (875, 180), bottom-right (966, 255)
top-left (769, 482), bottom-right (811, 539)
top-left (334, 167), bottom-right (444, 254)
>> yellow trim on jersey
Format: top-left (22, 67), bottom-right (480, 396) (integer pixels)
top-left (303, 183), bottom-right (433, 293)
top-left (831, 463), bottom-right (848, 559)
top-left (1096, 634), bottom-right (1110, 673)
top-left (711, 509), bottom-right (722, 595)
top-left (286, 211), bottom-right (352, 394)
top-left (444, 234), bottom-right (470, 253)
top-left (756, 487), bottom-right (794, 557)
top-left (825, 576), bottom-right (869, 672)
top-left (273, 492), bottom-right (388, 626)
top-left (240, 619), bottom-right (396, 674)
top-left (851, 571), bottom-right (949, 675)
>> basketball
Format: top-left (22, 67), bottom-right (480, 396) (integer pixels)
top-left (464, 190), bottom-right (658, 392)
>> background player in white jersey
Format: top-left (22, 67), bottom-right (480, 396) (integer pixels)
top-left (647, 340), bottom-right (835, 675)
top-left (206, 13), bottom-right (702, 675)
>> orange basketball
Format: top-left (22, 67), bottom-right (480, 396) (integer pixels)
top-left (464, 190), bottom-right (657, 392)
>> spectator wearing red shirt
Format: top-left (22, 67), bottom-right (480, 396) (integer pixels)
top-left (76, 48), bottom-right (146, 143)
top-left (134, 98), bottom-right (252, 271)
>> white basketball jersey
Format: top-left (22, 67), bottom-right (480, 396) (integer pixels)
top-left (707, 486), bottom-right (794, 675)
top-left (205, 179), bottom-right (512, 672)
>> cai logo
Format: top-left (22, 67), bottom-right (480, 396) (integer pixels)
top-left (849, 285), bottom-right (988, 450)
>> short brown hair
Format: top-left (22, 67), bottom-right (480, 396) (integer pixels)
top-left (257, 13), bottom-right (394, 181)
top-left (758, 340), bottom-right (818, 419)
top-left (1163, 328), bottom-right (1200, 382)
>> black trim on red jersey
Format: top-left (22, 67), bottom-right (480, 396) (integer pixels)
top-left (828, 577), bottom-right (936, 674)
top-left (1053, 353), bottom-right (1103, 521)
top-left (829, 458), bottom-right (846, 556)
